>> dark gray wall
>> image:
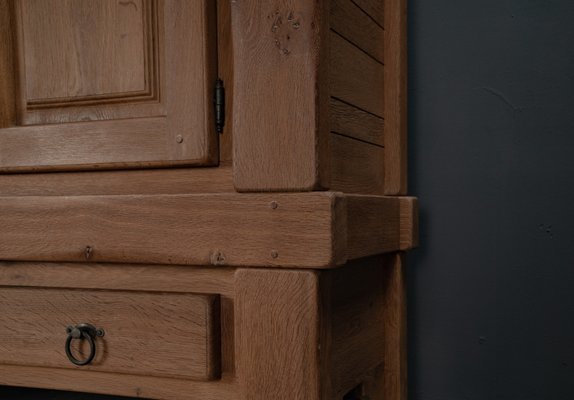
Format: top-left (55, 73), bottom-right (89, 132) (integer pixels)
top-left (408, 0), bottom-right (574, 399)
top-left (2, 0), bottom-right (574, 399)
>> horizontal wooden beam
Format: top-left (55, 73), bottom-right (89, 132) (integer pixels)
top-left (0, 193), bottom-right (417, 268)
top-left (0, 165), bottom-right (234, 197)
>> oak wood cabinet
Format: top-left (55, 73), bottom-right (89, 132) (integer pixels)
top-left (0, 0), bottom-right (415, 399)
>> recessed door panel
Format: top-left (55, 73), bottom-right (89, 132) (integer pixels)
top-left (0, 0), bottom-right (217, 171)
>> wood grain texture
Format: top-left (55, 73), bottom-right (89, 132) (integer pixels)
top-left (382, 252), bottom-right (408, 400)
top-left (400, 196), bottom-right (419, 250)
top-left (321, 256), bottom-right (387, 398)
top-left (0, 262), bottom-right (237, 374)
top-left (0, 0), bottom-right (218, 172)
top-left (19, 0), bottom-right (149, 103)
top-left (0, 164), bottom-right (234, 197)
top-left (353, 0), bottom-right (385, 28)
top-left (0, 365), bottom-right (238, 400)
top-left (330, 133), bottom-right (385, 195)
top-left (0, 287), bottom-right (220, 380)
top-left (0, 192), bottom-right (344, 268)
top-left (0, 262), bottom-right (235, 297)
top-left (330, 31), bottom-right (384, 117)
top-left (346, 195), bottom-right (418, 259)
top-left (218, 0), bottom-right (233, 162)
top-left (346, 195), bottom-right (399, 259)
top-left (361, 364), bottom-right (385, 400)
top-left (0, 0), bottom-right (15, 129)
top-left (0, 193), bottom-right (415, 267)
top-left (330, 0), bottom-right (384, 63)
top-left (330, 97), bottom-right (384, 147)
top-left (383, 0), bottom-right (408, 194)
top-left (231, 0), bottom-right (330, 191)
top-left (235, 269), bottom-right (321, 400)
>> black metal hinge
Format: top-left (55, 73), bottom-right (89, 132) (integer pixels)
top-left (214, 79), bottom-right (225, 134)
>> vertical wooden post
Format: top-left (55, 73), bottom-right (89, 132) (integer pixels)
top-left (235, 269), bottom-right (322, 400)
top-left (231, 0), bottom-right (330, 192)
top-left (0, 0), bottom-right (16, 129)
top-left (381, 252), bottom-right (408, 400)
top-left (384, 0), bottom-right (409, 195)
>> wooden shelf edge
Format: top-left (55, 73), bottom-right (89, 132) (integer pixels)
top-left (0, 192), bottom-right (417, 269)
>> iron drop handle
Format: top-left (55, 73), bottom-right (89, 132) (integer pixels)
top-left (65, 323), bottom-right (105, 366)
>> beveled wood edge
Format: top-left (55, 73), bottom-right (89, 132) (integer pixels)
top-left (0, 366), bottom-right (238, 400)
top-left (0, 192), bottom-right (418, 268)
top-left (0, 164), bottom-right (234, 197)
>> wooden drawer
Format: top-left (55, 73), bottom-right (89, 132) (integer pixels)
top-left (0, 287), bottom-right (221, 381)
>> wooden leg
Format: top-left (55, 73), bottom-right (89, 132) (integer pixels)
top-left (380, 252), bottom-right (408, 400)
top-left (235, 269), bottom-right (322, 400)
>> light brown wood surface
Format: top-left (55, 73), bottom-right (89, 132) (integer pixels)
top-left (0, 164), bottom-right (234, 197)
top-left (0, 262), bottom-right (237, 375)
top-left (0, 287), bottom-right (220, 380)
top-left (0, 193), bottom-right (416, 267)
top-left (0, 253), bottom-right (411, 399)
top-left (0, 0), bottom-right (218, 172)
top-left (231, 0), bottom-right (330, 191)
top-left (384, 0), bottom-right (408, 194)
top-left (0, 192), bottom-right (344, 268)
top-left (235, 268), bottom-right (321, 400)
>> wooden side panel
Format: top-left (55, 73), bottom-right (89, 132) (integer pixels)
top-left (235, 269), bottom-right (321, 400)
top-left (329, 0), bottom-right (386, 195)
top-left (330, 31), bottom-right (383, 117)
top-left (0, 288), bottom-right (220, 381)
top-left (0, 192), bottom-right (344, 268)
top-left (330, 133), bottom-right (385, 195)
top-left (19, 0), bottom-right (148, 104)
top-left (383, 0), bottom-right (408, 194)
top-left (231, 0), bottom-right (330, 191)
top-left (381, 252), bottom-right (408, 400)
top-left (330, 0), bottom-right (384, 64)
top-left (330, 97), bottom-right (384, 147)
top-left (353, 0), bottom-right (385, 27)
top-left (321, 256), bottom-right (387, 398)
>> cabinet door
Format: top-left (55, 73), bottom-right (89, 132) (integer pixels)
top-left (0, 0), bottom-right (217, 171)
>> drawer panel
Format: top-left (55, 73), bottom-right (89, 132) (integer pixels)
top-left (0, 287), bottom-right (220, 381)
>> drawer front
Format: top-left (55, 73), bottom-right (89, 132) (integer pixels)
top-left (0, 287), bottom-right (220, 381)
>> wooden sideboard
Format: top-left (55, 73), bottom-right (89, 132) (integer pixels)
top-left (0, 0), bottom-right (415, 399)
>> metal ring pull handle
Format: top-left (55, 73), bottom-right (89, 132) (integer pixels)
top-left (65, 323), bottom-right (105, 366)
